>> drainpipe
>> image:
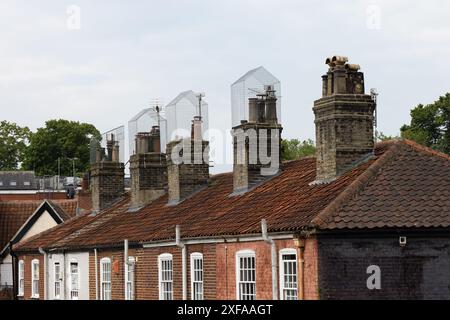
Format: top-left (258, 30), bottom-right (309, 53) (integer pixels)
top-left (62, 250), bottom-right (67, 300)
top-left (94, 248), bottom-right (99, 300)
top-left (261, 219), bottom-right (278, 300)
top-left (294, 237), bottom-right (305, 300)
top-left (38, 247), bottom-right (47, 300)
top-left (124, 240), bottom-right (129, 300)
top-left (176, 225), bottom-right (187, 300)
top-left (8, 242), bottom-right (18, 300)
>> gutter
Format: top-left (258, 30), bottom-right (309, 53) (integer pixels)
top-left (175, 225), bottom-right (187, 300)
top-left (261, 219), bottom-right (278, 300)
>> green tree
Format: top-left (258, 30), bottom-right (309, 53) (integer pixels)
top-left (281, 138), bottom-right (316, 161)
top-left (401, 93), bottom-right (450, 154)
top-left (0, 121), bottom-right (31, 170)
top-left (22, 119), bottom-right (101, 176)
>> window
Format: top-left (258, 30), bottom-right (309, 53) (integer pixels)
top-left (18, 260), bottom-right (24, 296)
top-left (190, 253), bottom-right (203, 300)
top-left (31, 259), bottom-right (39, 298)
top-left (236, 250), bottom-right (256, 300)
top-left (0, 181), bottom-right (3, 186)
top-left (158, 253), bottom-right (173, 300)
top-left (54, 262), bottom-right (61, 299)
top-left (279, 249), bottom-right (298, 300)
top-left (70, 261), bottom-right (79, 300)
top-left (100, 258), bottom-right (111, 300)
top-left (24, 181), bottom-right (31, 186)
top-left (125, 257), bottom-right (135, 300)
top-left (10, 181), bottom-right (17, 186)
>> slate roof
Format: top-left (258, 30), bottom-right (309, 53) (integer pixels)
top-left (14, 139), bottom-right (450, 252)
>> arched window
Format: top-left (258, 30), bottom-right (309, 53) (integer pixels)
top-left (100, 257), bottom-right (111, 300)
top-left (235, 250), bottom-right (256, 300)
top-left (53, 262), bottom-right (61, 299)
top-left (31, 259), bottom-right (40, 298)
top-left (18, 260), bottom-right (24, 296)
top-left (158, 253), bottom-right (173, 300)
top-left (69, 259), bottom-right (80, 300)
top-left (190, 252), bottom-right (203, 300)
top-left (279, 248), bottom-right (298, 300)
top-left (125, 256), bottom-right (135, 300)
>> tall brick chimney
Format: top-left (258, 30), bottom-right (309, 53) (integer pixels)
top-left (129, 126), bottom-right (167, 210)
top-left (90, 134), bottom-right (125, 213)
top-left (167, 116), bottom-right (209, 205)
top-left (232, 86), bottom-right (283, 194)
top-left (313, 55), bottom-right (376, 183)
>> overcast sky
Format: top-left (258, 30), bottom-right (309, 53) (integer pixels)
top-left (1, 0), bottom-right (449, 172)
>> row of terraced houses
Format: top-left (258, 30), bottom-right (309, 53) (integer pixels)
top-left (9, 56), bottom-right (450, 300)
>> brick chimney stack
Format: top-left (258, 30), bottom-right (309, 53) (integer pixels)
top-left (232, 86), bottom-right (283, 194)
top-left (90, 134), bottom-right (125, 213)
top-left (167, 117), bottom-right (209, 205)
top-left (313, 55), bottom-right (376, 183)
top-left (129, 126), bottom-right (167, 210)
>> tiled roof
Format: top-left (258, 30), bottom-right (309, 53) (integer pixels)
top-left (0, 201), bottom-right (42, 252)
top-left (319, 140), bottom-right (450, 229)
top-left (0, 199), bottom-right (77, 253)
top-left (14, 139), bottom-right (450, 252)
top-left (48, 199), bottom-right (78, 219)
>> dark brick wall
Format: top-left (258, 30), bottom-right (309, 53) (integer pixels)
top-left (317, 233), bottom-right (450, 299)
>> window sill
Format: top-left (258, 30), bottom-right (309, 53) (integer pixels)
top-left (31, 295), bottom-right (40, 299)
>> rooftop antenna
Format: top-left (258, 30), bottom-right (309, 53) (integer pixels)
top-left (149, 98), bottom-right (163, 128)
top-left (196, 92), bottom-right (205, 119)
top-left (370, 88), bottom-right (379, 141)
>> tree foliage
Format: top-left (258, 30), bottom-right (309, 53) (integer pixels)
top-left (0, 121), bottom-right (31, 170)
top-left (22, 119), bottom-right (101, 176)
top-left (281, 138), bottom-right (316, 161)
top-left (401, 93), bottom-right (450, 154)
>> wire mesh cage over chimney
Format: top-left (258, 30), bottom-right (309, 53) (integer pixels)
top-left (90, 126), bottom-right (125, 164)
top-left (128, 108), bottom-right (168, 154)
top-left (165, 90), bottom-right (209, 142)
top-left (231, 66), bottom-right (281, 127)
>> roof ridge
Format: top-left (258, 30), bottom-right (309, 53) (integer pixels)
top-left (310, 140), bottom-right (403, 228)
top-left (402, 139), bottom-right (450, 161)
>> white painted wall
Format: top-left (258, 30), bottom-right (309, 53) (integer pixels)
top-left (0, 210), bottom-right (59, 287)
top-left (47, 252), bottom-right (90, 300)
top-left (22, 210), bottom-right (58, 240)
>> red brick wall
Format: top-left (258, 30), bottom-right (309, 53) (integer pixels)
top-left (88, 244), bottom-right (217, 300)
top-left (17, 237), bottom-right (318, 301)
top-left (215, 238), bottom-right (319, 300)
top-left (0, 193), bottom-right (67, 201)
top-left (304, 237), bottom-right (319, 300)
top-left (17, 253), bottom-right (44, 300)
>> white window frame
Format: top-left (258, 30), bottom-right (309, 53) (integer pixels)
top-left (158, 253), bottom-right (173, 300)
top-left (18, 260), bottom-right (24, 296)
top-left (54, 262), bottom-right (61, 299)
top-left (279, 248), bottom-right (298, 300)
top-left (100, 257), bottom-right (111, 300)
top-left (190, 252), bottom-right (203, 300)
top-left (125, 256), bottom-right (135, 300)
top-left (31, 259), bottom-right (39, 299)
top-left (69, 260), bottom-right (80, 300)
top-left (235, 250), bottom-right (256, 300)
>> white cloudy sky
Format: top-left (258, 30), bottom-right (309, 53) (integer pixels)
top-left (1, 0), bottom-right (449, 172)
